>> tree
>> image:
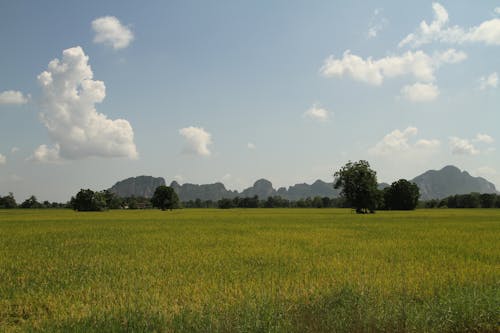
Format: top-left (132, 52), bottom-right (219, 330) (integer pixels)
top-left (334, 160), bottom-right (379, 214)
top-left (217, 198), bottom-right (234, 209)
top-left (480, 193), bottom-right (496, 208)
top-left (71, 189), bottom-right (107, 211)
top-left (101, 190), bottom-right (122, 209)
top-left (151, 186), bottom-right (179, 211)
top-left (0, 192), bottom-right (17, 208)
top-left (384, 179), bottom-right (420, 210)
top-left (20, 195), bottom-right (42, 209)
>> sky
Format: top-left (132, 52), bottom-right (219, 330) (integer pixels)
top-left (1, 1), bottom-right (500, 202)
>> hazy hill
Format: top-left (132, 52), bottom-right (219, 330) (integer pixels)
top-left (108, 165), bottom-right (497, 201)
top-left (411, 165), bottom-right (497, 200)
top-left (241, 179), bottom-right (276, 199)
top-left (169, 181), bottom-right (238, 201)
top-left (109, 176), bottom-right (166, 198)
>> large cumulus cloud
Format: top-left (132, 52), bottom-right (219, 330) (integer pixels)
top-left (33, 46), bottom-right (137, 162)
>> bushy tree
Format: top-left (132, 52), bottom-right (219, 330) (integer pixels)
top-left (71, 189), bottom-right (107, 211)
top-left (20, 195), bottom-right (42, 209)
top-left (334, 160), bottom-right (379, 214)
top-left (383, 179), bottom-right (420, 210)
top-left (0, 192), bottom-right (17, 208)
top-left (151, 186), bottom-right (179, 211)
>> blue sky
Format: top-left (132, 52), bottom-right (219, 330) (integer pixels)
top-left (1, 1), bottom-right (499, 202)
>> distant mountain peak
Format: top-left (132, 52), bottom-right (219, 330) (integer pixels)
top-left (441, 165), bottom-right (461, 172)
top-left (412, 165), bottom-right (496, 200)
top-left (253, 178), bottom-right (273, 186)
top-left (109, 176), bottom-right (166, 198)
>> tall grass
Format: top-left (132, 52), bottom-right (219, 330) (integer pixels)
top-left (0, 209), bottom-right (498, 332)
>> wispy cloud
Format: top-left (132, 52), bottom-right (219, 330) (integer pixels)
top-left (400, 2), bottom-right (500, 48)
top-left (321, 49), bottom-right (466, 86)
top-left (0, 90), bottom-right (29, 105)
top-left (400, 82), bottom-right (439, 102)
top-left (370, 126), bottom-right (440, 156)
top-left (367, 8), bottom-right (388, 38)
top-left (474, 133), bottom-right (494, 144)
top-left (479, 72), bottom-right (498, 90)
top-left (449, 137), bottom-right (479, 155)
top-left (92, 16), bottom-right (134, 49)
top-left (303, 104), bottom-right (331, 122)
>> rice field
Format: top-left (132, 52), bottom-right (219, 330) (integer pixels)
top-left (0, 208), bottom-right (498, 332)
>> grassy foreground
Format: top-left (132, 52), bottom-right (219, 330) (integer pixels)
top-left (0, 209), bottom-right (498, 332)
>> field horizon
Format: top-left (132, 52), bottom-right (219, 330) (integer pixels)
top-left (0, 208), bottom-right (498, 332)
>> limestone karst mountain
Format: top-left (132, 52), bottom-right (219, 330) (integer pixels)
top-left (411, 165), bottom-right (497, 200)
top-left (108, 165), bottom-right (497, 201)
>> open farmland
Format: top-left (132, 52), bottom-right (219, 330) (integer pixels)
top-left (0, 208), bottom-right (498, 332)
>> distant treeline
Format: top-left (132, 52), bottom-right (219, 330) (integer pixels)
top-left (187, 196), bottom-right (348, 209)
top-left (420, 193), bottom-right (500, 209)
top-left (2, 191), bottom-right (500, 210)
top-left (0, 193), bottom-right (67, 209)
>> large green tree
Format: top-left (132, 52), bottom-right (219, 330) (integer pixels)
top-left (151, 186), bottom-right (180, 211)
top-left (383, 179), bottom-right (420, 210)
top-left (334, 160), bottom-right (379, 214)
top-left (71, 189), bottom-right (107, 211)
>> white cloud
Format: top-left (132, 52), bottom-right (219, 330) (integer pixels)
top-left (479, 72), bottom-right (498, 90)
top-left (434, 48), bottom-right (467, 64)
top-left (179, 126), bottom-right (212, 156)
top-left (173, 175), bottom-right (184, 183)
top-left (320, 49), bottom-right (466, 85)
top-left (474, 133), bottom-right (494, 144)
top-left (247, 142), bottom-right (256, 150)
top-left (370, 126), bottom-right (440, 156)
top-left (303, 105), bottom-right (330, 122)
top-left (400, 82), bottom-right (440, 102)
top-left (415, 139), bottom-right (441, 149)
top-left (10, 147), bottom-right (19, 153)
top-left (449, 137), bottom-right (480, 155)
top-left (495, 8), bottom-right (500, 15)
top-left (475, 166), bottom-right (497, 178)
top-left (35, 46), bottom-right (137, 162)
top-left (92, 16), bottom-right (134, 50)
top-left (367, 8), bottom-right (388, 38)
top-left (221, 173), bottom-right (249, 191)
top-left (0, 90), bottom-right (29, 105)
top-left (0, 154), bottom-right (6, 165)
top-left (30, 144), bottom-right (62, 163)
top-left (400, 3), bottom-right (500, 48)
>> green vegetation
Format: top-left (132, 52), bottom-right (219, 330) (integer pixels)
top-left (0, 209), bottom-right (498, 332)
top-left (383, 179), bottom-right (420, 210)
top-left (424, 192), bottom-right (500, 209)
top-left (151, 185), bottom-right (180, 211)
top-left (334, 160), bottom-right (379, 213)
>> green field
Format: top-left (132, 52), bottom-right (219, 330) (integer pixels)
top-left (0, 209), bottom-right (498, 332)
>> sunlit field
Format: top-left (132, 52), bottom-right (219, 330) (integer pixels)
top-left (0, 208), bottom-right (498, 332)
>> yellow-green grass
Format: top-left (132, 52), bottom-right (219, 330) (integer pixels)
top-left (0, 208), bottom-right (498, 332)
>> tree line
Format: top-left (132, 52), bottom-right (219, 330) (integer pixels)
top-left (0, 193), bottom-right (66, 209)
top-left (2, 160), bottom-right (499, 212)
top-left (421, 193), bottom-right (500, 209)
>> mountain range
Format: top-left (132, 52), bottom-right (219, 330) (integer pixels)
top-left (108, 165), bottom-right (497, 201)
